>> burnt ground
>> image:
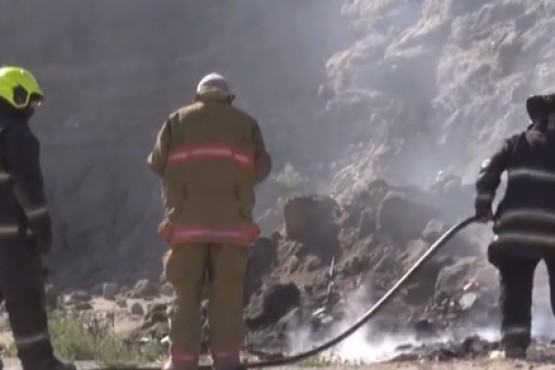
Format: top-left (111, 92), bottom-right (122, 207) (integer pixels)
top-left (5, 345), bottom-right (555, 369)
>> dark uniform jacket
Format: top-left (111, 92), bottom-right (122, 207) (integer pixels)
top-left (476, 123), bottom-right (555, 259)
top-left (0, 113), bottom-right (51, 244)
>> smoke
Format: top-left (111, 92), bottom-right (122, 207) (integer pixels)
top-left (324, 1), bottom-right (555, 200)
top-left (285, 281), bottom-right (504, 364)
top-left (285, 263), bottom-right (555, 364)
top-left (285, 0), bottom-right (555, 361)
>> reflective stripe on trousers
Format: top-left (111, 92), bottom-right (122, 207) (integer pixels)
top-left (212, 345), bottom-right (241, 360)
top-left (503, 326), bottom-right (530, 337)
top-left (14, 332), bottom-right (50, 347)
top-left (161, 224), bottom-right (260, 246)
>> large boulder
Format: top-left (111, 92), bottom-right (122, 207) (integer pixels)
top-left (246, 283), bottom-right (301, 331)
top-left (377, 190), bottom-right (438, 247)
top-left (283, 195), bottom-right (342, 264)
top-left (129, 279), bottom-right (158, 298)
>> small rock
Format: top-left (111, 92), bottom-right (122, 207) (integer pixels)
top-left (143, 304), bottom-right (169, 326)
top-left (131, 302), bottom-right (145, 316)
top-left (469, 338), bottom-right (486, 354)
top-left (130, 279), bottom-right (158, 298)
top-left (460, 292), bottom-right (478, 310)
top-left (395, 344), bottom-right (414, 352)
top-left (489, 350), bottom-right (505, 360)
top-left (116, 298), bottom-right (128, 308)
top-left (69, 291), bottom-right (91, 302)
top-left (160, 283), bottom-right (174, 296)
top-left (74, 302), bottom-right (93, 311)
top-left (45, 285), bottom-right (59, 309)
top-left (103, 283), bottom-right (119, 300)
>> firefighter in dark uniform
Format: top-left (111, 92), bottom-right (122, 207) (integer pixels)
top-left (475, 93), bottom-right (555, 359)
top-left (0, 66), bottom-right (75, 370)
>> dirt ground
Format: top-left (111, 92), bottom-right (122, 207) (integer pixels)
top-left (2, 359), bottom-right (553, 370)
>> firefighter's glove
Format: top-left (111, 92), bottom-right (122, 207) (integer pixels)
top-left (474, 200), bottom-right (493, 223)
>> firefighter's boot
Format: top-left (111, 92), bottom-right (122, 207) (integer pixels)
top-left (21, 356), bottom-right (76, 370)
top-left (162, 356), bottom-right (198, 370)
top-left (503, 345), bottom-right (527, 359)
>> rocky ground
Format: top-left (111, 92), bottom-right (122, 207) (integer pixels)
top-left (1, 361), bottom-right (554, 370)
top-left (2, 361), bottom-right (555, 370)
top-left (3, 177), bottom-right (550, 369)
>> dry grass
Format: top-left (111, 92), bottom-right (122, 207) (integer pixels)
top-left (6, 311), bottom-right (162, 368)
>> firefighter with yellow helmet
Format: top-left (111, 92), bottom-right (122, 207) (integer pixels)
top-left (0, 66), bottom-right (75, 370)
top-left (148, 73), bottom-right (272, 370)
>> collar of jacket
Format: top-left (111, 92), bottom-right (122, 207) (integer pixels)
top-left (194, 89), bottom-right (232, 104)
top-left (528, 120), bottom-right (555, 133)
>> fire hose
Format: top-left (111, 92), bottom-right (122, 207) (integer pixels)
top-left (100, 215), bottom-right (477, 370)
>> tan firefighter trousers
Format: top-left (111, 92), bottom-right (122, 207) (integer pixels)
top-left (164, 242), bottom-right (248, 370)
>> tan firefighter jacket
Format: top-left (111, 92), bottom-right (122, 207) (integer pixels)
top-left (147, 90), bottom-right (272, 246)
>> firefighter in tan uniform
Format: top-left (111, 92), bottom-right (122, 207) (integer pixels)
top-left (147, 73), bottom-right (272, 370)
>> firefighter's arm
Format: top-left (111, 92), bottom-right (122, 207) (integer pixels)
top-left (147, 118), bottom-right (172, 177)
top-left (475, 138), bottom-right (512, 220)
top-left (251, 121), bottom-right (272, 184)
top-left (4, 125), bottom-right (52, 250)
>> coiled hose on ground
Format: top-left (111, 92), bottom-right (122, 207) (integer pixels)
top-left (100, 215), bottom-right (477, 370)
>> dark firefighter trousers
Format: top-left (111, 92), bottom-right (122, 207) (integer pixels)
top-left (489, 247), bottom-right (555, 349)
top-left (0, 236), bottom-right (54, 367)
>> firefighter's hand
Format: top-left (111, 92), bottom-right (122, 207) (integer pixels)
top-left (474, 204), bottom-right (494, 223)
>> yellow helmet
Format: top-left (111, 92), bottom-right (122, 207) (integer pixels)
top-left (0, 66), bottom-right (44, 110)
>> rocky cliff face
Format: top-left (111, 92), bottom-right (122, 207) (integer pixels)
top-left (1, 0), bottom-right (555, 291)
top-left (326, 0), bottom-right (555, 191)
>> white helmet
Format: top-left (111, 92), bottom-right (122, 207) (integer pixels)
top-left (196, 73), bottom-right (232, 95)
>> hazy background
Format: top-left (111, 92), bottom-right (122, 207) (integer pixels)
top-left (2, 0), bottom-right (555, 296)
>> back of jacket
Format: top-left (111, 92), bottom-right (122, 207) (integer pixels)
top-left (476, 125), bottom-right (555, 255)
top-left (148, 92), bottom-right (272, 246)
